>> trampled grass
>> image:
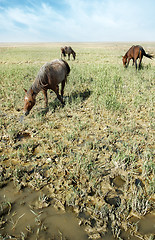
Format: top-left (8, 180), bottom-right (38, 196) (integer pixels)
top-left (0, 42), bottom-right (155, 239)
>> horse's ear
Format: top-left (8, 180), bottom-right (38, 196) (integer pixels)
top-left (24, 88), bottom-right (27, 93)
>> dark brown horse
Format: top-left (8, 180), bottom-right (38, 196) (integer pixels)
top-left (61, 46), bottom-right (76, 60)
top-left (23, 59), bottom-right (70, 116)
top-left (122, 45), bottom-right (153, 69)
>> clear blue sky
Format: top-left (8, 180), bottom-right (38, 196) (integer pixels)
top-left (0, 0), bottom-right (155, 42)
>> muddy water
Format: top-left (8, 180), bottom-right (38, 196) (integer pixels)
top-left (138, 212), bottom-right (155, 235)
top-left (112, 175), bottom-right (126, 188)
top-left (129, 212), bottom-right (155, 235)
top-left (0, 182), bottom-right (88, 240)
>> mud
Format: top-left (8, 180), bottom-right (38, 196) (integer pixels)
top-left (0, 117), bottom-right (155, 239)
top-left (0, 166), bottom-right (154, 240)
top-left (0, 182), bottom-right (88, 240)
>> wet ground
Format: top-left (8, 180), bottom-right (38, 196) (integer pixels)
top-left (0, 182), bottom-right (88, 240)
top-left (0, 107), bottom-right (155, 239)
top-left (0, 181), bottom-right (155, 239)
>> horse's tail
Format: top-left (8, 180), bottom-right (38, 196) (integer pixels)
top-left (143, 50), bottom-right (154, 59)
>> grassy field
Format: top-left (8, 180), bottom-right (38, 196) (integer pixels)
top-left (0, 42), bottom-right (155, 239)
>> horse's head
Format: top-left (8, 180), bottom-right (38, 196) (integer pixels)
top-left (61, 47), bottom-right (66, 57)
top-left (24, 88), bottom-right (36, 116)
top-left (122, 56), bottom-right (127, 67)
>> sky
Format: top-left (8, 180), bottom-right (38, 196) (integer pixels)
top-left (0, 0), bottom-right (155, 42)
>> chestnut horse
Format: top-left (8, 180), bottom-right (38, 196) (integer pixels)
top-left (122, 45), bottom-right (153, 70)
top-left (24, 59), bottom-right (70, 116)
top-left (61, 46), bottom-right (76, 60)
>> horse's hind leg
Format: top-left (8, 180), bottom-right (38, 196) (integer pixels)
top-left (61, 79), bottom-right (66, 98)
top-left (53, 85), bottom-right (64, 104)
top-left (68, 54), bottom-right (70, 60)
top-left (138, 54), bottom-right (143, 69)
top-left (139, 59), bottom-right (142, 69)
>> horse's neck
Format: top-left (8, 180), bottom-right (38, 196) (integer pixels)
top-left (31, 80), bottom-right (42, 95)
top-left (126, 46), bottom-right (134, 57)
top-left (125, 51), bottom-right (128, 57)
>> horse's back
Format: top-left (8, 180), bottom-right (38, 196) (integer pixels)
top-left (38, 60), bottom-right (69, 85)
top-left (134, 45), bottom-right (142, 51)
top-left (126, 45), bottom-right (142, 58)
top-left (41, 59), bottom-right (67, 71)
top-left (64, 46), bottom-right (72, 54)
top-left (49, 60), bottom-right (69, 83)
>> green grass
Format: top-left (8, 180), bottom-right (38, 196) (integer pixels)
top-left (0, 42), bottom-right (155, 239)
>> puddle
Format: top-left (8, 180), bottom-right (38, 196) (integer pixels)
top-left (129, 212), bottom-right (155, 237)
top-left (112, 175), bottom-right (126, 188)
top-left (0, 182), bottom-right (154, 240)
top-left (138, 212), bottom-right (155, 234)
top-left (120, 231), bottom-right (140, 240)
top-left (102, 232), bottom-right (115, 240)
top-left (0, 182), bottom-right (88, 240)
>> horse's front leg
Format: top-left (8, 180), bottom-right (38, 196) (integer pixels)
top-left (126, 58), bottom-right (130, 68)
top-left (42, 89), bottom-right (48, 108)
top-left (68, 54), bottom-right (70, 60)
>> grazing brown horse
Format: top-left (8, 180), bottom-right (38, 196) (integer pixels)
top-left (23, 59), bottom-right (70, 116)
top-left (122, 45), bottom-right (153, 70)
top-left (61, 46), bottom-right (76, 60)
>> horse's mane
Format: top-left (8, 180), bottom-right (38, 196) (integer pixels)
top-left (31, 63), bottom-right (49, 94)
top-left (124, 45), bottom-right (135, 57)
